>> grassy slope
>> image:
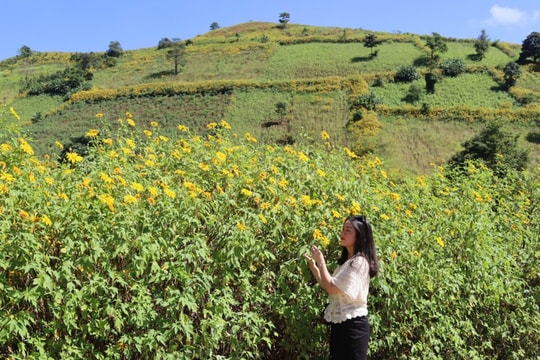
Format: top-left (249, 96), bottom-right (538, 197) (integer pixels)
top-left (1, 22), bottom-right (539, 173)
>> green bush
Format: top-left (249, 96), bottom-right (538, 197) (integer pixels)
top-left (21, 66), bottom-right (93, 97)
top-left (440, 57), bottom-right (467, 77)
top-left (394, 65), bottom-right (420, 83)
top-left (0, 108), bottom-right (539, 359)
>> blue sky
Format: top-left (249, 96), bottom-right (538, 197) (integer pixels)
top-left (1, 1), bottom-right (538, 61)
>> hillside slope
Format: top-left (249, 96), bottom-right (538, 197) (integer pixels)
top-left (1, 21), bottom-right (539, 173)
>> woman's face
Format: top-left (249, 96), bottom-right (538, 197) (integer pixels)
top-left (340, 220), bottom-right (357, 249)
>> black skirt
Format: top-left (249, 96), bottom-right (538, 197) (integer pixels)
top-left (329, 316), bottom-right (370, 360)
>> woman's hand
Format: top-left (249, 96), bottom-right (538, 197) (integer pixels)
top-left (311, 245), bottom-right (325, 267)
top-left (303, 253), bottom-right (320, 275)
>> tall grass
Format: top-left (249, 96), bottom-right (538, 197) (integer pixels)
top-left (370, 73), bottom-right (515, 108)
top-left (261, 42), bottom-right (425, 80)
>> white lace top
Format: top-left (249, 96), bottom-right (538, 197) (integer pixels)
top-left (323, 254), bottom-right (371, 324)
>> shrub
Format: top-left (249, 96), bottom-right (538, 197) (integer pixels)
top-left (352, 92), bottom-right (383, 111)
top-left (448, 121), bottom-right (529, 176)
top-left (21, 66), bottom-right (93, 97)
top-left (0, 109), bottom-right (539, 359)
top-left (394, 65), bottom-right (420, 82)
top-left (440, 57), bottom-right (467, 77)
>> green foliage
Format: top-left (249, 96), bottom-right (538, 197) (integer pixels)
top-left (18, 45), bottom-right (33, 58)
top-left (474, 29), bottom-right (490, 60)
top-left (20, 66), bottom-right (93, 97)
top-left (424, 71), bottom-right (439, 94)
top-left (167, 41), bottom-right (187, 75)
top-left (395, 65), bottom-right (420, 83)
top-left (448, 121), bottom-right (529, 176)
top-left (352, 92), bottom-right (383, 111)
top-left (210, 22), bottom-right (220, 31)
top-left (157, 37), bottom-right (175, 50)
top-left (424, 32), bottom-right (448, 65)
top-left (440, 57), bottom-right (467, 77)
top-left (403, 83), bottom-right (423, 104)
top-left (106, 41), bottom-right (124, 58)
top-left (518, 31), bottom-right (540, 64)
top-left (1, 109), bottom-right (538, 358)
top-left (363, 33), bottom-right (381, 57)
top-left (278, 12), bottom-right (290, 28)
top-left (503, 61), bottom-right (522, 89)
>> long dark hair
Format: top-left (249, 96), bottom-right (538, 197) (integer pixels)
top-left (338, 215), bottom-right (379, 278)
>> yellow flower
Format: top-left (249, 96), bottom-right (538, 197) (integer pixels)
top-left (298, 152), bottom-right (309, 162)
top-left (131, 182), bottom-right (144, 192)
top-left (10, 107), bottom-right (20, 120)
top-left (220, 120), bottom-right (231, 129)
top-left (177, 125), bottom-right (189, 132)
top-left (258, 214), bottom-right (267, 224)
top-left (350, 201), bottom-right (361, 215)
top-left (199, 163), bottom-right (210, 171)
top-left (86, 129), bottom-right (99, 137)
top-left (0, 144), bottom-right (13, 152)
top-left (45, 177), bottom-right (55, 185)
top-left (206, 122), bottom-right (218, 129)
top-left (123, 195), bottom-right (138, 204)
top-left (245, 132), bottom-right (257, 143)
top-left (99, 194), bottom-right (115, 211)
top-left (332, 210), bottom-right (341, 218)
top-left (301, 195), bottom-right (312, 206)
top-left (125, 112), bottom-right (133, 118)
top-left (316, 168), bottom-right (326, 177)
top-left (95, 113), bottom-right (104, 118)
top-left (215, 151), bottom-right (227, 162)
top-left (344, 147), bottom-right (357, 158)
top-left (236, 222), bottom-right (246, 231)
top-left (313, 228), bottom-right (330, 247)
top-left (436, 236), bottom-right (445, 248)
top-left (390, 250), bottom-right (397, 260)
top-left (241, 188), bottom-right (253, 197)
top-left (380, 214), bottom-right (390, 221)
top-left (320, 131), bottom-right (330, 140)
top-left (100, 172), bottom-right (114, 184)
top-left (143, 130), bottom-right (152, 137)
top-left (54, 141), bottom-right (64, 149)
top-left (164, 188), bottom-right (176, 199)
top-left (19, 138), bottom-right (34, 155)
top-left (19, 210), bottom-right (30, 219)
top-left (66, 152), bottom-right (83, 164)
top-left (127, 119), bottom-right (135, 127)
top-left (41, 215), bottom-right (52, 227)
top-left (150, 121), bottom-right (158, 127)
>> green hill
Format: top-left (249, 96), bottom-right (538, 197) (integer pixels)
top-left (1, 21), bottom-right (539, 173)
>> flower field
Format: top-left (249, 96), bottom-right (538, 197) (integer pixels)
top-left (1, 107), bottom-right (539, 359)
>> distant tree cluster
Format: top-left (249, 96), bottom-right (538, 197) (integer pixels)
top-left (448, 122), bottom-right (529, 177)
top-left (279, 12), bottom-right (290, 29)
top-left (20, 40), bottom-right (124, 98)
top-left (518, 31), bottom-right (540, 64)
top-left (20, 66), bottom-right (92, 97)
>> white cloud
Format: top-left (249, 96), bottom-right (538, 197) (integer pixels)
top-left (488, 5), bottom-right (526, 25)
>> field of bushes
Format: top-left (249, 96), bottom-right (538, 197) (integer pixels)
top-left (1, 107), bottom-right (539, 358)
top-left (1, 21), bottom-right (540, 358)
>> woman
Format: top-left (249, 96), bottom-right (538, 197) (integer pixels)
top-left (305, 215), bottom-right (379, 360)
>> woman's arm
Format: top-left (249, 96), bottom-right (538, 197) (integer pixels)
top-left (305, 246), bottom-right (341, 295)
